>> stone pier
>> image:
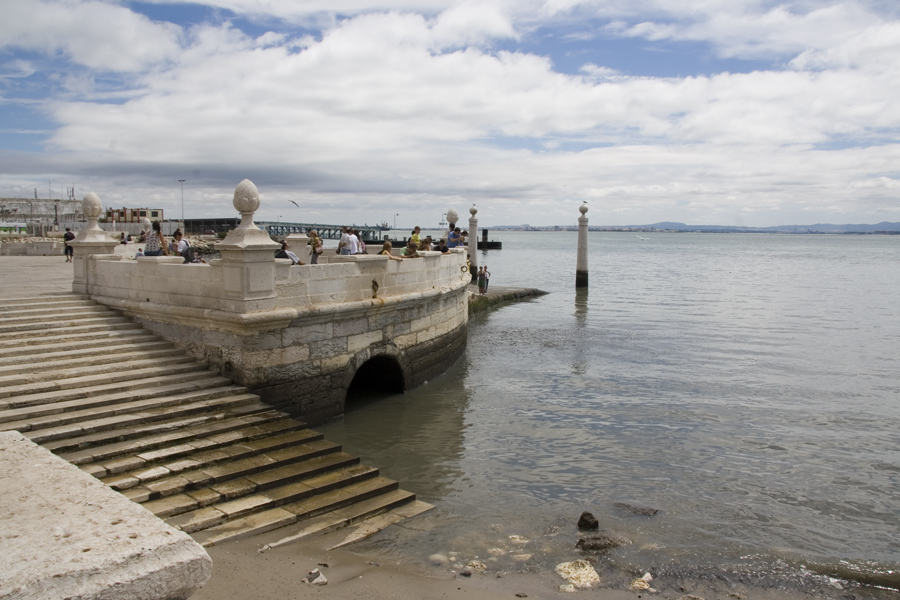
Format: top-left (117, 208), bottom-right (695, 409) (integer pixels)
top-left (73, 180), bottom-right (471, 425)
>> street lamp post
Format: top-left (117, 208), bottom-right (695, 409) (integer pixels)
top-left (178, 179), bottom-right (186, 226)
top-left (394, 213), bottom-right (399, 230)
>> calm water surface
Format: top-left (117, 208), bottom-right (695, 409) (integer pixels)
top-left (319, 232), bottom-right (900, 594)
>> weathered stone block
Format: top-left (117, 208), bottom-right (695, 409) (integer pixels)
top-left (0, 431), bottom-right (211, 600)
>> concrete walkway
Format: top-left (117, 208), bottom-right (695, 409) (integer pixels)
top-left (0, 256), bottom-right (75, 298)
top-left (467, 284), bottom-right (547, 314)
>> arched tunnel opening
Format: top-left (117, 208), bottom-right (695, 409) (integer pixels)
top-left (345, 355), bottom-right (405, 410)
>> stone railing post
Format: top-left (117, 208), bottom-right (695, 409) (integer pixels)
top-left (71, 192), bottom-right (118, 295)
top-left (217, 180), bottom-right (281, 311)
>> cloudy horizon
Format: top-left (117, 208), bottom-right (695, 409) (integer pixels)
top-left (1, 0), bottom-right (899, 228)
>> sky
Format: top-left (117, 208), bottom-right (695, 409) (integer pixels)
top-left (1, 0), bottom-right (899, 228)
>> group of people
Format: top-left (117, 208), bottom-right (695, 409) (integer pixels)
top-left (135, 221), bottom-right (203, 263)
top-left (476, 265), bottom-right (492, 295)
top-left (337, 227), bottom-right (367, 255)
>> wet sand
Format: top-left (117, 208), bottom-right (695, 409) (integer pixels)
top-left (194, 526), bottom-right (846, 600)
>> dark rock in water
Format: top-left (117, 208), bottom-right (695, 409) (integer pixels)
top-left (576, 531), bottom-right (631, 552)
top-left (577, 511), bottom-right (599, 530)
top-left (459, 569), bottom-right (472, 578)
top-left (615, 502), bottom-right (659, 516)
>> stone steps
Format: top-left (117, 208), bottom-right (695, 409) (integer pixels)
top-left (0, 345), bottom-right (176, 376)
top-left (0, 362), bottom-right (213, 400)
top-left (0, 338), bottom-right (173, 366)
top-left (0, 376), bottom-right (241, 424)
top-left (56, 409), bottom-right (298, 464)
top-left (0, 314), bottom-right (135, 335)
top-left (0, 321), bottom-right (143, 345)
top-left (0, 329), bottom-right (156, 356)
top-left (43, 404), bottom-right (283, 455)
top-left (0, 355), bottom-right (193, 387)
top-left (0, 292), bottom-right (430, 546)
top-left (0, 306), bottom-right (115, 325)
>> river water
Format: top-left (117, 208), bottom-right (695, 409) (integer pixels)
top-left (318, 231), bottom-right (900, 595)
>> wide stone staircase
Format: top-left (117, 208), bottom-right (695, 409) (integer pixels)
top-left (0, 293), bottom-right (430, 548)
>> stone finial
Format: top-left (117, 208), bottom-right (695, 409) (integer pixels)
top-left (73, 192), bottom-right (111, 243)
top-left (233, 179), bottom-right (261, 230)
top-left (579, 201), bottom-right (588, 215)
top-left (446, 208), bottom-right (459, 226)
top-left (141, 217), bottom-right (151, 231)
top-left (469, 204), bottom-right (477, 216)
top-left (82, 192), bottom-right (103, 219)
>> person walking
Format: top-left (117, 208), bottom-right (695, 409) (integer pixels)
top-left (63, 227), bottom-right (75, 262)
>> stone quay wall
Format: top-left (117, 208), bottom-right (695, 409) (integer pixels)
top-left (83, 250), bottom-right (470, 425)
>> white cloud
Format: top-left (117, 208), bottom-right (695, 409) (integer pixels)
top-left (0, 0), bottom-right (182, 72)
top-left (1, 1), bottom-right (899, 227)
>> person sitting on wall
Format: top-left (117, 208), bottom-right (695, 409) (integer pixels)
top-left (143, 221), bottom-right (167, 256)
top-left (448, 227), bottom-right (462, 248)
top-left (120, 232), bottom-right (128, 244)
top-left (134, 247), bottom-right (144, 258)
top-left (174, 230), bottom-right (205, 263)
top-left (379, 241), bottom-right (404, 261)
top-left (275, 241), bottom-right (304, 265)
top-left (401, 240), bottom-right (421, 257)
top-left (435, 238), bottom-right (449, 253)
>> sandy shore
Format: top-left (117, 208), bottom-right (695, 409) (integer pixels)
top-left (193, 525), bottom-right (845, 600)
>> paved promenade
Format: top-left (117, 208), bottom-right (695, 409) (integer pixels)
top-left (0, 256), bottom-right (75, 298)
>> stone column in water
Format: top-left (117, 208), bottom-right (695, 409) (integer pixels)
top-left (576, 201), bottom-right (588, 288)
top-left (468, 204), bottom-right (478, 281)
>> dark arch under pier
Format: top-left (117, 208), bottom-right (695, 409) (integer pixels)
top-left (346, 355), bottom-right (405, 406)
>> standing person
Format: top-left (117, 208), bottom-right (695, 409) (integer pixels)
top-left (354, 229), bottom-right (366, 254)
top-left (483, 265), bottom-right (491, 293)
top-left (477, 266), bottom-right (486, 295)
top-left (338, 227), bottom-right (352, 255)
top-left (410, 226), bottom-right (422, 247)
top-left (143, 221), bottom-right (167, 256)
top-left (349, 229), bottom-right (360, 255)
top-left (308, 229), bottom-right (323, 264)
top-left (63, 227), bottom-right (75, 262)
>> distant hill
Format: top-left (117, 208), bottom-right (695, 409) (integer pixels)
top-left (491, 221), bottom-right (900, 233)
top-left (640, 222), bottom-right (900, 233)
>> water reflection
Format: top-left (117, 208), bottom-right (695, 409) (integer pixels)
top-left (318, 359), bottom-right (473, 503)
top-left (574, 288), bottom-right (588, 324)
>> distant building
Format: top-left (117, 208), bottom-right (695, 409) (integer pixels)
top-left (105, 207), bottom-right (165, 222)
